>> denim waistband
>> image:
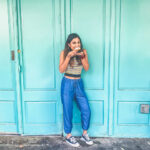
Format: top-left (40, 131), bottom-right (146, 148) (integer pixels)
top-left (63, 76), bottom-right (82, 81)
top-left (64, 73), bottom-right (81, 78)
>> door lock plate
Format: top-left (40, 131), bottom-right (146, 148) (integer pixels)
top-left (140, 104), bottom-right (149, 114)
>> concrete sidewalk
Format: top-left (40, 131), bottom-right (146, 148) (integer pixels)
top-left (0, 135), bottom-right (150, 150)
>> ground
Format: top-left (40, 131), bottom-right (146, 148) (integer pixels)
top-left (0, 135), bottom-right (150, 150)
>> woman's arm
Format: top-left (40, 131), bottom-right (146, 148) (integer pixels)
top-left (59, 51), bottom-right (70, 73)
top-left (59, 50), bottom-right (77, 73)
top-left (81, 49), bottom-right (89, 71)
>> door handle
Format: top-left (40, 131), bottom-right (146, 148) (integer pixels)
top-left (11, 50), bottom-right (15, 61)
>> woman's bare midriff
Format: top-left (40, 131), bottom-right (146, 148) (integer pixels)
top-left (64, 75), bottom-right (81, 79)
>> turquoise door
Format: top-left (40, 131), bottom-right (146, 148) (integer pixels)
top-left (66, 0), bottom-right (150, 137)
top-left (0, 0), bottom-right (22, 134)
top-left (113, 0), bottom-right (150, 137)
top-left (16, 0), bottom-right (62, 135)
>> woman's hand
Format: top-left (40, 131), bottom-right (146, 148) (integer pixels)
top-left (76, 52), bottom-right (85, 59)
top-left (76, 52), bottom-right (84, 57)
top-left (80, 49), bottom-right (89, 71)
top-left (67, 50), bottom-right (77, 58)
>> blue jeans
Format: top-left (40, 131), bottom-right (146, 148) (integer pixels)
top-left (61, 76), bottom-right (91, 134)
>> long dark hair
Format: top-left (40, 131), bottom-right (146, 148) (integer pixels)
top-left (64, 33), bottom-right (83, 66)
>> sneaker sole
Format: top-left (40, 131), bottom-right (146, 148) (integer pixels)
top-left (66, 140), bottom-right (80, 147)
top-left (80, 137), bottom-right (93, 145)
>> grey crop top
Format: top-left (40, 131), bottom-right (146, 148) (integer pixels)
top-left (64, 57), bottom-right (83, 77)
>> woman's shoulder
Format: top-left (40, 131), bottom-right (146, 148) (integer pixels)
top-left (61, 49), bottom-right (65, 53)
top-left (59, 50), bottom-right (65, 60)
top-left (60, 50), bottom-right (65, 55)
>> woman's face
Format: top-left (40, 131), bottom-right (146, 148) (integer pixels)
top-left (68, 37), bottom-right (81, 51)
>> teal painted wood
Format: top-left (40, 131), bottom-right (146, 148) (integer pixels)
top-left (113, 0), bottom-right (150, 137)
top-left (0, 0), bottom-right (21, 134)
top-left (64, 0), bottom-right (150, 138)
top-left (16, 0), bottom-right (63, 135)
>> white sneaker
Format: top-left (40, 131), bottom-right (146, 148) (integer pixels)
top-left (80, 133), bottom-right (93, 145)
top-left (65, 136), bottom-right (80, 147)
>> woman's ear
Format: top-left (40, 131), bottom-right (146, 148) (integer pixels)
top-left (68, 43), bottom-right (70, 48)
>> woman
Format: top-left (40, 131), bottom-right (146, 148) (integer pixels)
top-left (59, 33), bottom-right (93, 147)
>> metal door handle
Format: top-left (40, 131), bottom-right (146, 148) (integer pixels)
top-left (11, 50), bottom-right (15, 61)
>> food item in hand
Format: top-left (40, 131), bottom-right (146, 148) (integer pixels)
top-left (74, 47), bottom-right (80, 50)
top-left (75, 47), bottom-right (83, 53)
top-left (74, 47), bottom-right (81, 53)
top-left (77, 50), bottom-right (82, 53)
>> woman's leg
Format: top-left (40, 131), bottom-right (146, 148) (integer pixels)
top-left (83, 130), bottom-right (87, 135)
top-left (75, 79), bottom-right (91, 132)
top-left (61, 77), bottom-right (74, 136)
top-left (61, 78), bottom-right (81, 147)
top-left (75, 79), bottom-right (94, 145)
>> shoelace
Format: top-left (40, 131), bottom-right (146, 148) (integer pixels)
top-left (70, 136), bottom-right (77, 143)
top-left (84, 134), bottom-right (90, 141)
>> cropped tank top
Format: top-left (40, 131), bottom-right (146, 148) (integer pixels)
top-left (64, 57), bottom-right (83, 77)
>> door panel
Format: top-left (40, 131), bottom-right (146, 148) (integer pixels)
top-left (114, 0), bottom-right (150, 137)
top-left (118, 0), bottom-right (150, 89)
top-left (0, 0), bottom-right (19, 133)
top-left (65, 0), bottom-right (109, 137)
top-left (0, 1), bottom-right (13, 89)
top-left (18, 0), bottom-right (62, 135)
top-left (21, 1), bottom-right (55, 89)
